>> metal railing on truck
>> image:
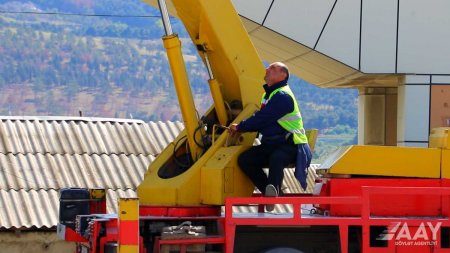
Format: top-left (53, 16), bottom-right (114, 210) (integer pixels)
top-left (224, 186), bottom-right (450, 253)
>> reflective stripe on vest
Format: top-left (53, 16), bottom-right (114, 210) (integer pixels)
top-left (261, 85), bottom-right (308, 144)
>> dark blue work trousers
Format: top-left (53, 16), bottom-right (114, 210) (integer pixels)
top-left (238, 142), bottom-right (297, 194)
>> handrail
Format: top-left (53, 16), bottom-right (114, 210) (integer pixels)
top-left (225, 195), bottom-right (363, 226)
top-left (361, 186), bottom-right (450, 220)
top-left (224, 185), bottom-right (450, 253)
top-left (225, 186), bottom-right (450, 225)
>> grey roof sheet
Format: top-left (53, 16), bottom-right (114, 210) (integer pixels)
top-left (0, 116), bottom-right (318, 229)
top-left (0, 116), bottom-right (182, 229)
top-left (0, 189), bottom-right (136, 229)
top-left (0, 153), bottom-right (154, 190)
top-left (0, 189), bottom-right (58, 229)
top-left (147, 121), bottom-right (184, 151)
top-left (0, 116), bottom-right (161, 156)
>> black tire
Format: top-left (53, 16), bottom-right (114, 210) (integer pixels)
top-left (260, 247), bottom-right (304, 253)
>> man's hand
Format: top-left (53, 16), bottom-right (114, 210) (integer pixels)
top-left (228, 123), bottom-right (240, 137)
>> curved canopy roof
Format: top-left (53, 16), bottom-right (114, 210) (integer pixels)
top-left (145, 0), bottom-right (450, 88)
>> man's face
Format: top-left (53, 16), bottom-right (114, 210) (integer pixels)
top-left (264, 63), bottom-right (286, 86)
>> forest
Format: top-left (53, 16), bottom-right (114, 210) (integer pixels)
top-left (0, 0), bottom-right (358, 161)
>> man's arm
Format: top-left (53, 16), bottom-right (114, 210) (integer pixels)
top-left (239, 92), bottom-right (294, 131)
top-left (230, 92), bottom-right (294, 133)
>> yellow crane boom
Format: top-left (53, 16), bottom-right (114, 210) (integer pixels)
top-left (138, 0), bottom-right (265, 206)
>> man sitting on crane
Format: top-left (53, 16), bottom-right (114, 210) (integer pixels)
top-left (229, 62), bottom-right (312, 211)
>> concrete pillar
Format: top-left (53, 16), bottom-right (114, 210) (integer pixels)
top-left (358, 87), bottom-right (397, 146)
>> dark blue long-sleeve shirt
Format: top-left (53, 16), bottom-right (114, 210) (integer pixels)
top-left (237, 80), bottom-right (295, 144)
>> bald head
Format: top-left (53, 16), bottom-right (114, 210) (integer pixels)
top-left (264, 62), bottom-right (290, 86)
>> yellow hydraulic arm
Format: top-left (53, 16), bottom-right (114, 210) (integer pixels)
top-left (158, 0), bottom-right (202, 161)
top-left (138, 0), bottom-right (265, 206)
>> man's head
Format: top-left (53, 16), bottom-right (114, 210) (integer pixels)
top-left (264, 62), bottom-right (290, 86)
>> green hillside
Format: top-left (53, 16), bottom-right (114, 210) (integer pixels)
top-left (0, 0), bottom-right (358, 161)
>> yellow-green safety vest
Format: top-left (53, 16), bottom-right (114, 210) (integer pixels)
top-left (261, 85), bottom-right (308, 144)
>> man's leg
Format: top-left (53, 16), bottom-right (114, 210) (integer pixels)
top-left (267, 143), bottom-right (297, 193)
top-left (238, 145), bottom-right (271, 193)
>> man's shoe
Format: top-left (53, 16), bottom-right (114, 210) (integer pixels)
top-left (265, 184), bottom-right (278, 212)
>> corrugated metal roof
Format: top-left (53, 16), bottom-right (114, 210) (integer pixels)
top-left (0, 116), bottom-right (181, 229)
top-left (0, 189), bottom-right (136, 229)
top-left (0, 189), bottom-right (58, 229)
top-left (0, 116), bottom-right (319, 229)
top-left (147, 121), bottom-right (184, 152)
top-left (0, 153), bottom-right (154, 190)
top-left (0, 116), bottom-right (161, 156)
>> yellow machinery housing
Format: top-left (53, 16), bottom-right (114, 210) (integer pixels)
top-left (317, 127), bottom-right (450, 179)
top-left (138, 0), bottom-right (265, 206)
